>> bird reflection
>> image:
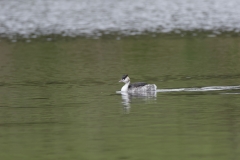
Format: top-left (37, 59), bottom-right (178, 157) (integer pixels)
top-left (119, 91), bottom-right (157, 114)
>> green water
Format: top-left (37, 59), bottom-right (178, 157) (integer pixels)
top-left (0, 36), bottom-right (240, 160)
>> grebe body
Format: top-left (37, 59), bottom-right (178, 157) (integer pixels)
top-left (119, 74), bottom-right (157, 92)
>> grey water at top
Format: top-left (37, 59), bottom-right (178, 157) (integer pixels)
top-left (1, 0), bottom-right (240, 39)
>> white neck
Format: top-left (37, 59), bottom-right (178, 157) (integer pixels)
top-left (121, 81), bottom-right (130, 92)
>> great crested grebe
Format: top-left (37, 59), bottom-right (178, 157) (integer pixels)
top-left (119, 74), bottom-right (157, 92)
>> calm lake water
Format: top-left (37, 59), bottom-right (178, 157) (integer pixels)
top-left (0, 35), bottom-right (240, 159)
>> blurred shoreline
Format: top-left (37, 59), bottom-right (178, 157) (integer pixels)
top-left (1, 31), bottom-right (239, 43)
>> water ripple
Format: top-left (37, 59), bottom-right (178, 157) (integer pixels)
top-left (157, 85), bottom-right (240, 92)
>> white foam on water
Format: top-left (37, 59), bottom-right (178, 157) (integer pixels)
top-left (1, 0), bottom-right (240, 38)
top-left (157, 85), bottom-right (240, 92)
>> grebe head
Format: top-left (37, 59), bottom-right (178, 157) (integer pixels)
top-left (119, 74), bottom-right (130, 84)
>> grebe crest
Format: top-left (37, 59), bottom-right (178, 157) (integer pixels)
top-left (119, 74), bottom-right (157, 92)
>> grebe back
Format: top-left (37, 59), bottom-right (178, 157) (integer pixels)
top-left (119, 74), bottom-right (157, 92)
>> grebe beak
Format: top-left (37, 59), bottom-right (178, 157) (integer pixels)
top-left (119, 79), bottom-right (123, 82)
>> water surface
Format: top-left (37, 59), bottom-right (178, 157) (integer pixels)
top-left (0, 36), bottom-right (240, 159)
